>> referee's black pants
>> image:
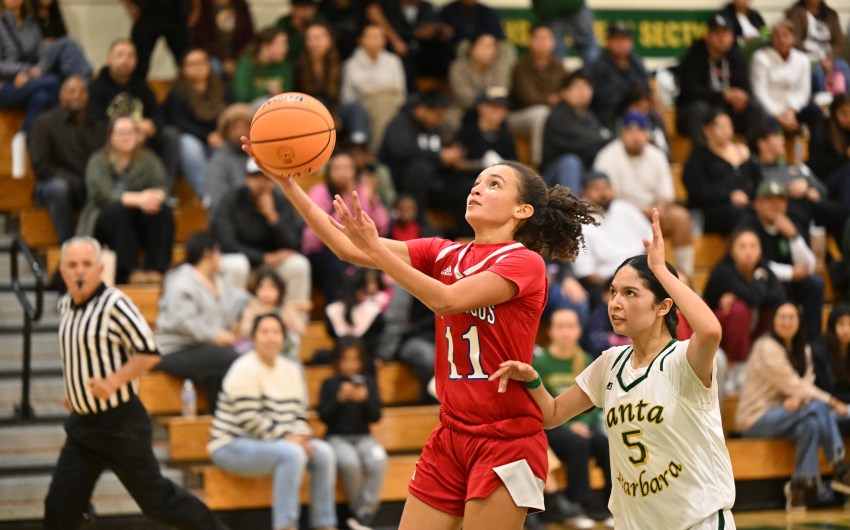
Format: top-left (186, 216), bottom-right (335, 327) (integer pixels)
top-left (43, 396), bottom-right (229, 530)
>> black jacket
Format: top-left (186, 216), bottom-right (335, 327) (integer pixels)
top-left (317, 375), bottom-right (382, 436)
top-left (378, 104), bottom-right (444, 179)
top-left (675, 39), bottom-right (751, 109)
top-left (718, 3), bottom-right (766, 41)
top-left (703, 255), bottom-right (786, 311)
top-left (87, 66), bottom-right (163, 129)
top-left (808, 121), bottom-right (850, 180)
top-left (541, 101), bottom-right (609, 171)
top-left (586, 50), bottom-right (650, 126)
top-left (27, 106), bottom-right (106, 186)
top-left (682, 143), bottom-right (761, 209)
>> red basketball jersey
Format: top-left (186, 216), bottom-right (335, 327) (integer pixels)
top-left (407, 238), bottom-right (548, 437)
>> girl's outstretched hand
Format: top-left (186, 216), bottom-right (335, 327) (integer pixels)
top-left (489, 360), bottom-right (538, 393)
top-left (643, 208), bottom-right (666, 273)
top-left (329, 191), bottom-right (380, 251)
top-left (240, 136), bottom-right (296, 191)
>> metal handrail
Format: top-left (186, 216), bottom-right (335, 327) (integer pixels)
top-left (10, 235), bottom-right (44, 420)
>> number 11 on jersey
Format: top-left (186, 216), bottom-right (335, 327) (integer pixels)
top-left (446, 325), bottom-right (489, 380)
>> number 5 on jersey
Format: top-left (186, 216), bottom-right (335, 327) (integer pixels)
top-left (621, 429), bottom-right (649, 466)
top-left (446, 325), bottom-right (489, 380)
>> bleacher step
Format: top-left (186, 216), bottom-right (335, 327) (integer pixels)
top-left (0, 291), bottom-right (59, 321)
top-left (0, 467), bottom-right (184, 521)
top-left (0, 332), bottom-right (62, 372)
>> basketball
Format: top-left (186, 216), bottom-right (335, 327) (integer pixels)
top-left (249, 92), bottom-right (336, 179)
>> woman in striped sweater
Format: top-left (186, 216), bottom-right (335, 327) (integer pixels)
top-left (208, 313), bottom-right (338, 530)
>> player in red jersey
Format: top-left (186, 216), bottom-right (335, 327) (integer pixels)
top-left (242, 138), bottom-right (596, 530)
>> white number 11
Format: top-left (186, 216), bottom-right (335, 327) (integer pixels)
top-left (445, 325), bottom-right (489, 380)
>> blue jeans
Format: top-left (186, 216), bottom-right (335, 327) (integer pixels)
top-left (34, 176), bottom-right (82, 243)
top-left (549, 5), bottom-right (600, 64)
top-left (179, 133), bottom-right (209, 199)
top-left (211, 437), bottom-right (337, 529)
top-left (813, 58), bottom-right (850, 95)
top-left (328, 434), bottom-right (387, 522)
top-left (338, 101), bottom-right (370, 146)
top-left (0, 74), bottom-right (60, 132)
top-left (742, 400), bottom-right (844, 480)
top-left (543, 153), bottom-right (583, 192)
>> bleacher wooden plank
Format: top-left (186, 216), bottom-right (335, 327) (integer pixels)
top-left (164, 405), bottom-right (440, 462)
top-left (671, 163), bottom-right (687, 204)
top-left (201, 454), bottom-right (419, 510)
top-left (120, 284), bottom-right (162, 326)
top-left (669, 136), bottom-right (692, 166)
top-left (0, 110), bottom-right (25, 176)
top-left (138, 371), bottom-right (209, 415)
top-left (727, 438), bottom-right (831, 480)
top-left (300, 321), bottom-right (333, 363)
top-left (173, 206), bottom-right (208, 243)
top-left (19, 207), bottom-right (57, 248)
top-left (0, 175), bottom-right (34, 212)
top-left (693, 234), bottom-right (727, 271)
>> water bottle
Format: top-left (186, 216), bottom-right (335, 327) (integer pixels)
top-left (181, 379), bottom-right (197, 419)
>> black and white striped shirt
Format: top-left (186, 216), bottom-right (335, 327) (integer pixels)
top-left (58, 284), bottom-right (159, 415)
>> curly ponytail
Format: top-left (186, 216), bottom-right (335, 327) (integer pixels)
top-left (501, 161), bottom-right (598, 261)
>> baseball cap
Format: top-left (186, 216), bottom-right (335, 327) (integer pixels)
top-left (621, 111), bottom-right (649, 130)
top-left (581, 169), bottom-right (610, 189)
top-left (476, 86), bottom-right (509, 106)
top-left (755, 179), bottom-right (788, 199)
top-left (708, 13), bottom-right (732, 31)
top-left (245, 158), bottom-right (262, 175)
top-left (607, 21), bottom-right (631, 38)
top-left (414, 90), bottom-right (450, 109)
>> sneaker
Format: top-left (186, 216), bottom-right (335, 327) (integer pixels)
top-left (832, 468), bottom-right (850, 495)
top-left (564, 514), bottom-right (597, 529)
top-left (346, 516), bottom-right (373, 530)
top-left (784, 480), bottom-right (807, 512)
top-left (542, 492), bottom-right (583, 523)
top-left (602, 516), bottom-right (615, 527)
top-left (523, 513), bottom-right (546, 530)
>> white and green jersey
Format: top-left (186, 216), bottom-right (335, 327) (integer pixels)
top-left (576, 339), bottom-right (735, 530)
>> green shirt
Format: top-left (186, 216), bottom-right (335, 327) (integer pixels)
top-left (233, 55), bottom-right (294, 103)
top-left (533, 348), bottom-right (601, 428)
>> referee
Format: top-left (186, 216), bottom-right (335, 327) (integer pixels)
top-left (43, 236), bottom-right (229, 530)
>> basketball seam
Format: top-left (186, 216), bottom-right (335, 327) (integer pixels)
top-left (251, 128), bottom-right (336, 144)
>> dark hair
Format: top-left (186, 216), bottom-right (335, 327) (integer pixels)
top-left (613, 254), bottom-right (680, 338)
top-left (529, 23), bottom-right (553, 36)
top-left (501, 161), bottom-right (598, 261)
top-left (331, 336), bottom-right (367, 375)
top-left (250, 268), bottom-right (285, 305)
top-left (184, 232), bottom-right (219, 265)
top-left (251, 312), bottom-right (287, 338)
top-left (700, 107), bottom-right (730, 129)
top-left (768, 303), bottom-right (807, 377)
top-left (108, 38), bottom-right (134, 53)
top-left (251, 26), bottom-right (285, 59)
top-left (618, 88), bottom-right (651, 116)
top-left (826, 303), bottom-right (850, 387)
top-left (828, 93), bottom-right (850, 155)
top-left (560, 69), bottom-right (591, 90)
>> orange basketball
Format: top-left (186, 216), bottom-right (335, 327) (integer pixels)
top-left (249, 92), bottom-right (336, 179)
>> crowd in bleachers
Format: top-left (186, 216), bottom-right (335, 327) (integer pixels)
top-left (9, 0), bottom-right (850, 526)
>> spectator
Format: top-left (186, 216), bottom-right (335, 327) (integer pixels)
top-left (675, 13), bottom-right (764, 141)
top-left (277, 0), bottom-right (321, 64)
top-left (586, 21), bottom-right (650, 128)
top-left (212, 159), bottom-right (311, 340)
top-left (374, 0), bottom-right (452, 85)
top-left (208, 312), bottom-right (338, 530)
top-left (445, 31), bottom-right (514, 136)
top-left (545, 260), bottom-right (589, 327)
top-left (164, 47), bottom-right (230, 204)
top-left (193, 0), bottom-right (254, 79)
top-left (531, 0), bottom-right (598, 64)
top-left (341, 24), bottom-right (406, 151)
top-left (319, 0), bottom-right (371, 61)
top-left (318, 337), bottom-right (388, 530)
top-left (751, 20), bottom-right (821, 136)
top-left (374, 282), bottom-right (435, 403)
top-left (572, 170), bottom-right (650, 306)
top-left (808, 94), bottom-right (850, 212)
top-left (88, 39), bottom-right (180, 187)
top-left (619, 89), bottom-right (670, 158)
top-left (740, 179), bottom-right (825, 342)
top-left (389, 194), bottom-right (435, 241)
top-left (28, 75), bottom-right (106, 243)
top-left (233, 26), bottom-right (293, 106)
top-left (533, 308), bottom-right (610, 527)
top-left (78, 116), bottom-right (174, 285)
top-left (30, 0), bottom-right (65, 40)
top-left (541, 70), bottom-right (611, 192)
top-left (295, 21), bottom-right (370, 148)
top-left (378, 90), bottom-right (452, 216)
top-left (156, 231), bottom-right (247, 410)
top-left (350, 145), bottom-right (397, 209)
top-left (593, 111), bottom-right (694, 276)
top-left (815, 304), bottom-right (850, 432)
top-left (736, 302), bottom-right (850, 510)
top-left (703, 226), bottom-right (785, 367)
top-left (205, 102), bottom-right (252, 211)
top-left (325, 268), bottom-right (389, 357)
top-left (786, 0), bottom-right (850, 95)
top-left (682, 108), bottom-right (761, 235)
top-left (719, 0), bottom-right (767, 45)
top-left (753, 122), bottom-right (846, 241)
top-left (507, 23), bottom-right (566, 167)
top-left (121, 0), bottom-right (197, 80)
top-left (438, 0), bottom-right (504, 48)
top-left (440, 85), bottom-right (516, 235)
top-left (303, 152), bottom-right (389, 302)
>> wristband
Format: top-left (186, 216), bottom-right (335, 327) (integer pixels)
top-left (524, 374), bottom-right (543, 389)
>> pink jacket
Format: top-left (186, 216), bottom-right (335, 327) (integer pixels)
top-left (301, 183), bottom-right (390, 255)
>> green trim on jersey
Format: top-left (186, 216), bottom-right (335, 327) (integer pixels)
top-left (611, 346), bottom-right (632, 372)
top-left (718, 509), bottom-right (725, 529)
top-left (616, 339), bottom-right (677, 392)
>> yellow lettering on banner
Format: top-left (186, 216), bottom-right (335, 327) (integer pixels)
top-left (665, 21), bottom-right (681, 48)
top-left (639, 21), bottom-right (666, 49)
top-left (504, 19), bottom-right (530, 47)
top-left (688, 22), bottom-right (709, 44)
top-left (594, 20), bottom-right (608, 46)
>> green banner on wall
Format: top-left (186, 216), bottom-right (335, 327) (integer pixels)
top-left (499, 9), bottom-right (716, 58)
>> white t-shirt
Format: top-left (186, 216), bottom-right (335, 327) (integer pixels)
top-left (593, 139), bottom-right (674, 209)
top-left (571, 200), bottom-right (651, 280)
top-left (576, 340), bottom-right (735, 530)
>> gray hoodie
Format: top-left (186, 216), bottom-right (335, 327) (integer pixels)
top-left (155, 263), bottom-right (249, 355)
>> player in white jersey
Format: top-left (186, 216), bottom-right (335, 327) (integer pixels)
top-left (492, 210), bottom-right (736, 530)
